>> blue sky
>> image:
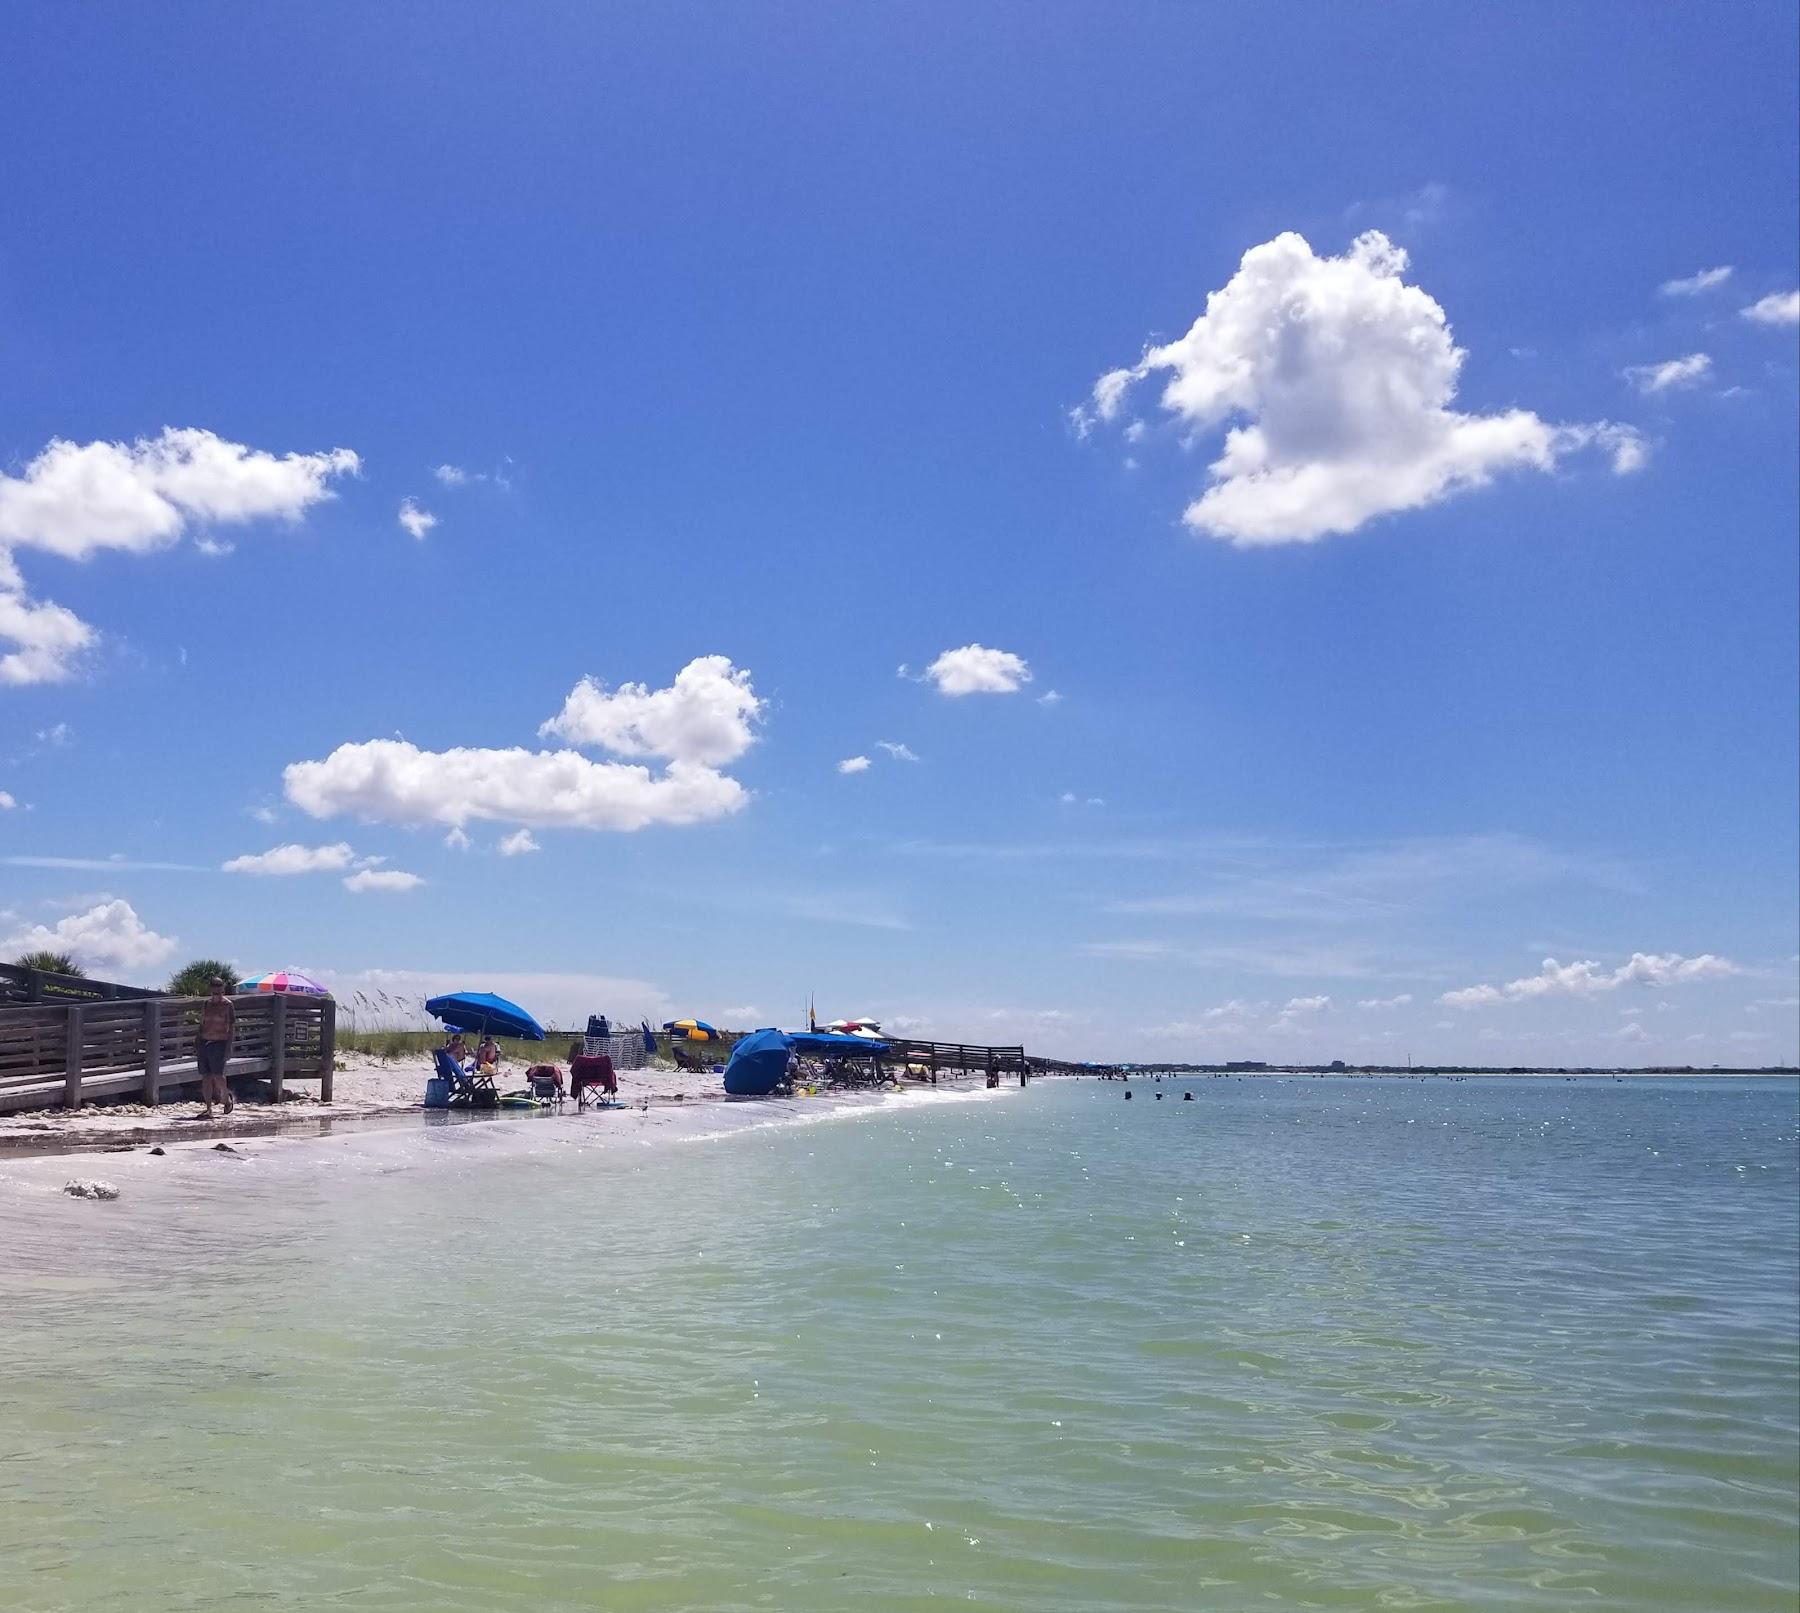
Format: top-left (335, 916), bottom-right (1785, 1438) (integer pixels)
top-left (2, 4), bottom-right (1796, 1064)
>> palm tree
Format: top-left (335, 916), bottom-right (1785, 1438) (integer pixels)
top-left (14, 949), bottom-right (84, 977)
top-left (167, 958), bottom-right (241, 997)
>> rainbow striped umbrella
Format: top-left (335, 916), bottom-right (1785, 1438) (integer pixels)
top-left (238, 968), bottom-right (330, 997)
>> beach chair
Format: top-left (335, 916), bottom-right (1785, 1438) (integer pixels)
top-left (433, 1047), bottom-right (497, 1108)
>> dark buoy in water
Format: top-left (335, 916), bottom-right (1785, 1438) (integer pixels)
top-left (1124, 1090), bottom-right (1132, 1100)
top-left (1183, 1091), bottom-right (1194, 1101)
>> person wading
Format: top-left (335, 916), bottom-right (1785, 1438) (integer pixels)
top-left (196, 978), bottom-right (237, 1118)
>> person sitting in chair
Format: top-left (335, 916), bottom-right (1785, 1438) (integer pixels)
top-left (475, 1035), bottom-right (501, 1075)
top-left (444, 1032), bottom-right (470, 1068)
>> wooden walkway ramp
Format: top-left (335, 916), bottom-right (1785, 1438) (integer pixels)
top-left (0, 993), bottom-right (336, 1114)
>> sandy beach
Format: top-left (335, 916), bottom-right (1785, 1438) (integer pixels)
top-left (0, 1050), bottom-right (739, 1154)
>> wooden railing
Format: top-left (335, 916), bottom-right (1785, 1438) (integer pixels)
top-left (879, 1038), bottom-right (1028, 1079)
top-left (0, 993), bottom-right (335, 1114)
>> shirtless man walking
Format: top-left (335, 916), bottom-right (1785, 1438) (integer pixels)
top-left (196, 977), bottom-right (236, 1118)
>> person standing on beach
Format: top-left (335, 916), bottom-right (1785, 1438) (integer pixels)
top-left (196, 978), bottom-right (236, 1118)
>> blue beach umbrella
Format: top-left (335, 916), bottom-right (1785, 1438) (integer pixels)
top-left (426, 991), bottom-right (546, 1041)
top-left (724, 1028), bottom-right (794, 1095)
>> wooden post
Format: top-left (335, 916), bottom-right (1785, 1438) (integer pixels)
top-left (142, 997), bottom-right (162, 1105)
top-left (269, 992), bottom-right (288, 1105)
top-left (320, 996), bottom-right (335, 1102)
top-left (64, 1003), bottom-right (84, 1110)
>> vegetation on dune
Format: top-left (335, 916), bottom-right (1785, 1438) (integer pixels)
top-left (13, 950), bottom-right (84, 976)
top-left (167, 958), bottom-right (242, 997)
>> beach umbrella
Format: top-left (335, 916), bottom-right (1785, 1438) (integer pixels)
top-left (664, 1018), bottom-right (719, 1042)
top-left (426, 990), bottom-right (546, 1041)
top-left (238, 968), bottom-right (330, 996)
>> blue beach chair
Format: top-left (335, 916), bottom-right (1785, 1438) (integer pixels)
top-left (432, 1047), bottom-right (497, 1108)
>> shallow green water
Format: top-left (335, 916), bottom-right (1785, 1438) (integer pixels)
top-left (2, 1077), bottom-right (1796, 1611)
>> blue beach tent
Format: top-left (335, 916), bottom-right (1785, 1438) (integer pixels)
top-left (789, 1031), bottom-right (891, 1057)
top-left (723, 1028), bottom-right (794, 1095)
top-left (425, 990), bottom-right (546, 1042)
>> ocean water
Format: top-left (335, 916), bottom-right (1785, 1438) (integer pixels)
top-left (1, 1076), bottom-right (1795, 1612)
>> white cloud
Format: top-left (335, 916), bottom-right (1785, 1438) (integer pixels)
top-left (1624, 353), bottom-right (1712, 393)
top-left (192, 535), bottom-right (235, 557)
top-left (250, 804), bottom-right (278, 825)
top-left (0, 589), bottom-right (97, 685)
top-left (497, 829), bottom-right (540, 856)
top-left (2, 854), bottom-right (203, 872)
top-left (434, 464), bottom-right (468, 486)
top-left (1038, 689), bottom-right (1063, 706)
top-left (222, 841), bottom-right (356, 876)
top-left (540, 655), bottom-right (762, 766)
top-left (876, 741), bottom-right (920, 762)
top-left (0, 898), bottom-right (177, 976)
top-left (921, 644), bottom-right (1032, 696)
top-left (1357, 993), bottom-right (1413, 1009)
top-left (343, 868), bottom-right (424, 894)
top-left (0, 427), bottom-right (358, 686)
top-left (444, 827), bottom-right (472, 851)
top-left (1283, 995), bottom-right (1331, 1013)
top-left (1741, 291), bottom-right (1800, 326)
top-left (1441, 951), bottom-right (1738, 1008)
top-left (0, 427), bottom-right (358, 562)
top-left (1659, 266), bottom-right (1733, 297)
top-left (0, 791), bottom-right (13, 809)
top-left (837, 755), bottom-right (872, 775)
top-left (397, 498), bottom-right (437, 540)
top-left (286, 741), bottom-right (747, 833)
top-left (1078, 230), bottom-right (1641, 544)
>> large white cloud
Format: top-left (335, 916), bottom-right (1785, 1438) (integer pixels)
top-left (285, 741), bottom-right (747, 832)
top-left (539, 655), bottom-right (762, 766)
top-left (921, 644), bottom-right (1032, 696)
top-left (0, 427), bottom-right (359, 685)
top-left (1442, 951), bottom-right (1737, 1008)
top-left (1, 898), bottom-right (177, 976)
top-left (0, 428), bottom-right (359, 561)
top-left (1741, 290), bottom-right (1800, 326)
top-left (0, 588), bottom-right (95, 685)
top-left (1078, 230), bottom-right (1643, 545)
top-left (222, 842), bottom-right (356, 875)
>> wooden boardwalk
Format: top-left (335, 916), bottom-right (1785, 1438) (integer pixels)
top-left (881, 1038), bottom-right (1028, 1082)
top-left (0, 992), bottom-right (336, 1114)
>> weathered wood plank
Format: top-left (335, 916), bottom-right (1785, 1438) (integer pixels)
top-left (142, 998), bottom-right (162, 1105)
top-left (269, 993), bottom-right (288, 1103)
top-left (63, 1005), bottom-right (84, 1110)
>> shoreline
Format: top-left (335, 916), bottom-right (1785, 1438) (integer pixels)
top-left (0, 1048), bottom-right (999, 1160)
top-left (3, 1057), bottom-right (1791, 1161)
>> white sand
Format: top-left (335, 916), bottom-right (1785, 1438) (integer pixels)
top-left (0, 1050), bottom-right (734, 1150)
